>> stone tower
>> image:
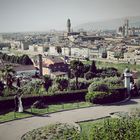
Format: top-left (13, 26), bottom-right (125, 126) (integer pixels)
top-left (124, 19), bottom-right (129, 37)
top-left (67, 18), bottom-right (71, 33)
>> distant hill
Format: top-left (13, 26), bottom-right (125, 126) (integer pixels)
top-left (74, 16), bottom-right (140, 31)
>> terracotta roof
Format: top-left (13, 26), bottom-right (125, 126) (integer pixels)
top-left (45, 55), bottom-right (65, 64)
top-left (13, 65), bottom-right (36, 72)
top-left (0, 62), bottom-right (35, 72)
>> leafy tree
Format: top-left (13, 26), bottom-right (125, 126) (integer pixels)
top-left (70, 60), bottom-right (84, 89)
top-left (43, 75), bottom-right (52, 91)
top-left (55, 46), bottom-right (62, 54)
top-left (56, 78), bottom-right (69, 91)
top-left (102, 52), bottom-right (107, 58)
top-left (84, 71), bottom-right (95, 80)
top-left (0, 81), bottom-right (4, 96)
top-left (10, 55), bottom-right (16, 63)
top-left (1, 53), bottom-right (8, 61)
top-left (83, 64), bottom-right (90, 73)
top-left (114, 52), bottom-right (124, 61)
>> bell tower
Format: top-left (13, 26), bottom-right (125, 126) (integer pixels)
top-left (67, 18), bottom-right (71, 33)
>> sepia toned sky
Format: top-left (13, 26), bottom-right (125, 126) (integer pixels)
top-left (0, 0), bottom-right (140, 32)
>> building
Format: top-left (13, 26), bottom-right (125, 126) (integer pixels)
top-left (118, 19), bottom-right (140, 37)
top-left (20, 40), bottom-right (32, 50)
top-left (13, 65), bottom-right (36, 76)
top-left (67, 18), bottom-right (71, 33)
top-left (29, 44), bottom-right (49, 54)
top-left (33, 55), bottom-right (68, 78)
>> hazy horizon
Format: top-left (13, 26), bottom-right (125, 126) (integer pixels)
top-left (0, 0), bottom-right (140, 33)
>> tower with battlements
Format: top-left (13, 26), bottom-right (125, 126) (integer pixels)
top-left (124, 19), bottom-right (129, 37)
top-left (67, 19), bottom-right (71, 33)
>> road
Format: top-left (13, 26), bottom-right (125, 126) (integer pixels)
top-left (0, 98), bottom-right (140, 140)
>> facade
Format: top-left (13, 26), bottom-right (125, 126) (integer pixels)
top-left (29, 44), bottom-right (49, 54)
top-left (118, 19), bottom-right (140, 37)
top-left (124, 52), bottom-right (140, 63)
top-left (107, 50), bottom-right (115, 60)
top-left (33, 55), bottom-right (68, 77)
top-left (20, 40), bottom-right (32, 50)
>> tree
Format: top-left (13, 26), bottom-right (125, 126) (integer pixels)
top-left (102, 52), bottom-right (107, 58)
top-left (55, 46), bottom-right (62, 54)
top-left (70, 60), bottom-right (84, 89)
top-left (19, 54), bottom-right (33, 65)
top-left (84, 71), bottom-right (95, 80)
top-left (0, 81), bottom-right (4, 96)
top-left (114, 52), bottom-right (124, 61)
top-left (43, 75), bottom-right (52, 91)
top-left (1, 65), bottom-right (15, 88)
top-left (56, 78), bottom-right (69, 91)
top-left (89, 60), bottom-right (97, 73)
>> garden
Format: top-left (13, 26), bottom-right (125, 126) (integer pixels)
top-left (0, 58), bottom-right (140, 139)
top-left (0, 59), bottom-right (139, 123)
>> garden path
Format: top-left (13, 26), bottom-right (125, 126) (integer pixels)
top-left (0, 97), bottom-right (140, 140)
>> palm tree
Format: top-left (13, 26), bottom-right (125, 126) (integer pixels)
top-left (0, 65), bottom-right (15, 88)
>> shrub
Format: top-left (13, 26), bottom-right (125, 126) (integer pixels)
top-left (86, 89), bottom-right (126, 104)
top-left (21, 123), bottom-right (80, 140)
top-left (80, 118), bottom-right (140, 140)
top-left (96, 67), bottom-right (120, 77)
top-left (87, 77), bottom-right (126, 104)
top-left (84, 71), bottom-right (95, 80)
top-left (97, 84), bottom-right (109, 92)
top-left (86, 91), bottom-right (108, 103)
top-left (88, 82), bottom-right (109, 93)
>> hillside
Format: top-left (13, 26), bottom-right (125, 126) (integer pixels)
top-left (74, 16), bottom-right (140, 31)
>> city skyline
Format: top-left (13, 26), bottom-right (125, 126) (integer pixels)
top-left (0, 0), bottom-right (140, 33)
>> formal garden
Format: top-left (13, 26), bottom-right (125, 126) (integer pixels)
top-left (0, 57), bottom-right (140, 139)
top-left (0, 59), bottom-right (139, 119)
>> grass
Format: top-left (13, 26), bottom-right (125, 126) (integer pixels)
top-left (84, 60), bottom-right (140, 73)
top-left (79, 119), bottom-right (105, 134)
top-left (0, 112), bottom-right (32, 123)
top-left (0, 102), bottom-right (93, 123)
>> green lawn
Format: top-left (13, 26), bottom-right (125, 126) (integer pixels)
top-left (0, 102), bottom-right (93, 123)
top-left (84, 60), bottom-right (140, 73)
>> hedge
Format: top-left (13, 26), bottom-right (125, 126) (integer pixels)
top-left (86, 88), bottom-right (127, 104)
top-left (0, 89), bottom-right (87, 113)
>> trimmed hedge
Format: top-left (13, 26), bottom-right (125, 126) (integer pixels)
top-left (0, 89), bottom-right (87, 113)
top-left (86, 88), bottom-right (127, 104)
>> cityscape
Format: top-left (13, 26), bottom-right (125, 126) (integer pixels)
top-left (0, 0), bottom-right (140, 140)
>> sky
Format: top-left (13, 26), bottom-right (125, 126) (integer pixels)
top-left (0, 0), bottom-right (140, 33)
